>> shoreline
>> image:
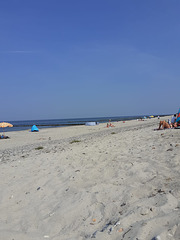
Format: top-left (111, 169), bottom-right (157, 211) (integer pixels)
top-left (1, 115), bottom-right (179, 239)
top-left (2, 115), bottom-right (171, 133)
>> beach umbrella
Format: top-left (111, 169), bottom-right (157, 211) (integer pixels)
top-left (0, 122), bottom-right (13, 135)
top-left (176, 108), bottom-right (180, 122)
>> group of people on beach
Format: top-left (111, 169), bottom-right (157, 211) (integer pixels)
top-left (158, 113), bottom-right (180, 130)
top-left (106, 123), bottom-right (115, 128)
top-left (106, 119), bottom-right (115, 128)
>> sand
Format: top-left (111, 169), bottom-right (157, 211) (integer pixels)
top-left (0, 117), bottom-right (180, 240)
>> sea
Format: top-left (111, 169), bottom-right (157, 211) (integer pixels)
top-left (2, 115), bottom-right (160, 132)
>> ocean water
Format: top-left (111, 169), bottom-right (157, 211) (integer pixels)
top-left (2, 115), bottom-right (156, 132)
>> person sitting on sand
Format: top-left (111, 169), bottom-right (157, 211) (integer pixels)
top-left (158, 120), bottom-right (171, 130)
top-left (0, 135), bottom-right (9, 139)
top-left (109, 123), bottom-right (115, 127)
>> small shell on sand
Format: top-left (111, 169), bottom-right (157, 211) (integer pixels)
top-left (118, 228), bottom-right (123, 232)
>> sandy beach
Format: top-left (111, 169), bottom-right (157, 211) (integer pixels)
top-left (0, 116), bottom-right (180, 240)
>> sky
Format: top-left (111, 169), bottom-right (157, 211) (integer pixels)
top-left (0, 0), bottom-right (180, 121)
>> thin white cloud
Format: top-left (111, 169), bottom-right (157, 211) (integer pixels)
top-left (7, 50), bottom-right (33, 54)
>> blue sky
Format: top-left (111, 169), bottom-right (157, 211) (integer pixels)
top-left (0, 0), bottom-right (180, 120)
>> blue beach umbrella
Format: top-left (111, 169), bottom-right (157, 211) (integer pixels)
top-left (176, 108), bottom-right (180, 122)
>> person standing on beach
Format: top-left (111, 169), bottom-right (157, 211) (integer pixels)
top-left (171, 114), bottom-right (177, 125)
